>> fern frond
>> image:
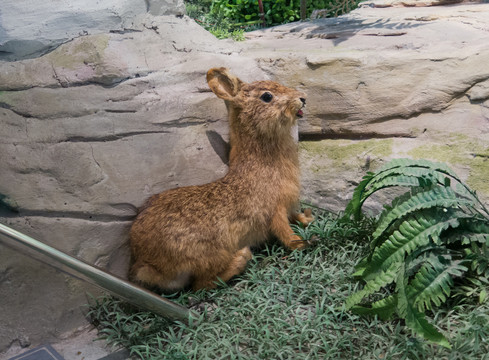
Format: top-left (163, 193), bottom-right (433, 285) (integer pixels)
top-left (460, 218), bottom-right (489, 237)
top-left (405, 302), bottom-right (451, 348)
top-left (444, 218), bottom-right (489, 245)
top-left (466, 243), bottom-right (489, 277)
top-left (362, 175), bottom-right (423, 200)
top-left (344, 158), bottom-right (487, 221)
top-left (409, 259), bottom-right (468, 313)
top-left (405, 248), bottom-right (449, 277)
top-left (345, 262), bottom-right (401, 310)
top-left (396, 263), bottom-right (451, 348)
top-left (351, 295), bottom-right (398, 320)
top-left (352, 257), bottom-right (369, 278)
top-left (372, 187), bottom-right (474, 246)
top-left (344, 172), bottom-right (375, 220)
top-left (345, 158), bottom-right (489, 347)
top-left (363, 158), bottom-right (459, 195)
top-left (365, 214), bottom-right (463, 278)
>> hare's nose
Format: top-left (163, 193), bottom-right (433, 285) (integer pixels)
top-left (300, 98), bottom-right (306, 106)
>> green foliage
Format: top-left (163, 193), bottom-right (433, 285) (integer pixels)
top-left (185, 0), bottom-right (213, 18)
top-left (209, 27), bottom-right (246, 40)
top-left (185, 0), bottom-right (248, 41)
top-left (87, 223), bottom-right (377, 359)
top-left (344, 158), bottom-right (489, 347)
top-left (185, 0), bottom-right (361, 40)
top-left (208, 0), bottom-right (360, 27)
top-left (89, 205), bottom-right (489, 358)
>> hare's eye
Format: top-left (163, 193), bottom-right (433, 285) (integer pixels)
top-left (260, 92), bottom-right (273, 103)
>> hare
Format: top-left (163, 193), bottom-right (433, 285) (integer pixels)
top-left (129, 68), bottom-right (313, 291)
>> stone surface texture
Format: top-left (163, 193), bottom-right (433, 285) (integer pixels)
top-left (1, 0), bottom-right (489, 355)
top-left (242, 2), bottom-right (489, 211)
top-left (0, 0), bottom-right (186, 61)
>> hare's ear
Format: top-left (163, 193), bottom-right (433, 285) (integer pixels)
top-left (207, 68), bottom-right (243, 101)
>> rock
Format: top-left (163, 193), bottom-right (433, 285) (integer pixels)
top-left (0, 13), bottom-right (266, 354)
top-left (0, 0), bottom-right (186, 61)
top-left (242, 3), bottom-right (489, 212)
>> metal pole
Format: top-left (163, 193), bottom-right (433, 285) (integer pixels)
top-left (0, 222), bottom-right (193, 322)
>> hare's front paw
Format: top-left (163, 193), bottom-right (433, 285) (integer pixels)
top-left (288, 234), bottom-right (307, 250)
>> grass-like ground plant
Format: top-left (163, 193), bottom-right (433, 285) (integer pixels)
top-left (344, 158), bottom-right (489, 348)
top-left (89, 203), bottom-right (489, 359)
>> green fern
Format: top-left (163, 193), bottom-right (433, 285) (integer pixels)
top-left (344, 158), bottom-right (489, 348)
top-left (409, 259), bottom-right (468, 312)
top-left (351, 294), bottom-right (397, 320)
top-left (372, 187), bottom-right (475, 245)
top-left (345, 158), bottom-right (485, 221)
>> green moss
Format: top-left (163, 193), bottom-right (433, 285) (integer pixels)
top-left (407, 143), bottom-right (467, 164)
top-left (407, 135), bottom-right (489, 195)
top-left (467, 156), bottom-right (489, 195)
top-left (300, 138), bottom-right (393, 171)
top-left (407, 133), bottom-right (483, 164)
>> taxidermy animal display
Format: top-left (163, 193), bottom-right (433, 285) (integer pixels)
top-left (129, 68), bottom-right (312, 291)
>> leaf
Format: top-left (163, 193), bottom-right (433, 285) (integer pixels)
top-left (351, 295), bottom-right (398, 320)
top-left (405, 304), bottom-right (451, 348)
top-left (404, 248), bottom-right (448, 277)
top-left (344, 172), bottom-right (375, 220)
top-left (364, 214), bottom-right (463, 278)
top-left (352, 257), bottom-right (369, 277)
top-left (374, 159), bottom-right (459, 179)
top-left (364, 161), bottom-right (455, 197)
top-left (344, 158), bottom-right (489, 347)
top-left (396, 263), bottom-right (451, 348)
top-left (409, 259), bottom-right (468, 312)
top-left (480, 289), bottom-right (487, 304)
top-left (461, 218), bottom-right (489, 236)
top-left (395, 262), bottom-right (408, 318)
top-left (344, 158), bottom-right (485, 221)
top-left (362, 175), bottom-right (422, 201)
top-left (372, 187), bottom-right (475, 246)
top-left (345, 262), bottom-right (401, 310)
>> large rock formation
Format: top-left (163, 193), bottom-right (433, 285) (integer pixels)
top-left (1, 0), bottom-right (489, 354)
top-left (0, 4), bottom-right (264, 354)
top-left (242, 2), bottom-right (489, 210)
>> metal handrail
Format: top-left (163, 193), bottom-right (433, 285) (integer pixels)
top-left (0, 222), bottom-right (194, 322)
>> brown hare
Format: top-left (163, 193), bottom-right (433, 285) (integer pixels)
top-left (129, 68), bottom-right (312, 292)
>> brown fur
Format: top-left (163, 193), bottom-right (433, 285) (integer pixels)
top-left (129, 68), bottom-right (311, 291)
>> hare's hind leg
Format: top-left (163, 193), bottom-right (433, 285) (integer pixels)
top-left (217, 247), bottom-right (252, 281)
top-left (130, 261), bottom-right (191, 291)
top-left (192, 247), bottom-right (252, 290)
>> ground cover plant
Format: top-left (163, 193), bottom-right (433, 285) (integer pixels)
top-left (344, 159), bottom-right (489, 348)
top-left (88, 187), bottom-right (489, 359)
